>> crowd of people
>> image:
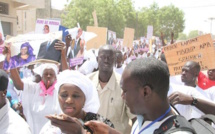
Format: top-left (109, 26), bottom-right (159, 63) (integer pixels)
top-left (0, 30), bottom-right (215, 134)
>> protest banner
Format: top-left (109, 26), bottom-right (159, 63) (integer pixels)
top-left (86, 26), bottom-right (107, 50)
top-left (3, 31), bottom-right (62, 70)
top-left (35, 19), bottom-right (61, 34)
top-left (147, 25), bottom-right (153, 39)
top-left (123, 27), bottom-right (135, 48)
top-left (163, 34), bottom-right (215, 76)
top-left (92, 10), bottom-right (98, 27)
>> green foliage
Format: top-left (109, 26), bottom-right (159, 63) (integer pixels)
top-left (177, 33), bottom-right (187, 40)
top-left (61, 1), bottom-right (185, 39)
top-left (187, 30), bottom-right (199, 39)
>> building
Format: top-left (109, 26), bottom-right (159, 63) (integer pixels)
top-left (0, 0), bottom-right (63, 36)
top-left (0, 0), bottom-right (45, 36)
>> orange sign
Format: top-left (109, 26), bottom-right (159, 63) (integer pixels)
top-left (164, 34), bottom-right (215, 76)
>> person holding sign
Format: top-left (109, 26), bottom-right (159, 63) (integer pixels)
top-left (4, 42), bottom-right (36, 70)
top-left (8, 41), bottom-right (68, 134)
top-left (40, 70), bottom-right (114, 134)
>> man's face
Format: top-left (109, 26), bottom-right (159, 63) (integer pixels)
top-left (20, 47), bottom-right (28, 55)
top-left (120, 69), bottom-right (143, 115)
top-left (207, 69), bottom-right (215, 80)
top-left (77, 29), bottom-right (82, 38)
top-left (98, 49), bottom-right (115, 72)
top-left (42, 68), bottom-right (56, 87)
top-left (181, 65), bottom-right (194, 84)
top-left (116, 54), bottom-right (123, 66)
top-left (0, 90), bottom-right (6, 107)
top-left (43, 26), bottom-right (49, 34)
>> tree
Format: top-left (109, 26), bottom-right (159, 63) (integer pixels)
top-left (177, 33), bottom-right (187, 40)
top-left (61, 1), bottom-right (185, 39)
top-left (158, 4), bottom-right (185, 40)
top-left (187, 30), bottom-right (199, 39)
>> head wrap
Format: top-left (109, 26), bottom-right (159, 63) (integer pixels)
top-left (21, 42), bottom-right (34, 56)
top-left (33, 63), bottom-right (58, 77)
top-left (55, 70), bottom-right (100, 113)
top-left (0, 69), bottom-right (8, 91)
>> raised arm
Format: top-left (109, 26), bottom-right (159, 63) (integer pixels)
top-left (54, 40), bottom-right (69, 71)
top-left (10, 68), bottom-right (24, 90)
top-left (170, 32), bottom-right (174, 44)
top-left (160, 32), bottom-right (166, 46)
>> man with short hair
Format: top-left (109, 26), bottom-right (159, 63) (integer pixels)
top-left (0, 69), bottom-right (31, 133)
top-left (169, 61), bottom-right (215, 119)
top-left (114, 50), bottom-right (125, 75)
top-left (43, 25), bottom-right (50, 34)
top-left (49, 58), bottom-right (194, 134)
top-left (88, 45), bottom-right (136, 134)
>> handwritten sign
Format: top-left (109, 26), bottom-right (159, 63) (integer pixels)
top-left (123, 28), bottom-right (135, 48)
top-left (164, 34), bottom-right (215, 76)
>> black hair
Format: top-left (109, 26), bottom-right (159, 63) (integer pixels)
top-left (0, 69), bottom-right (8, 91)
top-left (116, 50), bottom-right (123, 58)
top-left (126, 58), bottom-right (170, 100)
top-left (98, 45), bottom-right (116, 55)
top-left (185, 61), bottom-right (201, 76)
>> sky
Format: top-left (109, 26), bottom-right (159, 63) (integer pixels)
top-left (51, 0), bottom-right (215, 35)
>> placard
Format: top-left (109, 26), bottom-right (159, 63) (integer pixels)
top-left (3, 31), bottom-right (62, 70)
top-left (35, 19), bottom-right (61, 34)
top-left (107, 30), bottom-right (116, 45)
top-left (86, 26), bottom-right (107, 50)
top-left (123, 28), bottom-right (134, 48)
top-left (147, 25), bottom-right (153, 39)
top-left (164, 34), bottom-right (215, 76)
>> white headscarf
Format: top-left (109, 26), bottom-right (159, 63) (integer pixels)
top-left (33, 63), bottom-right (58, 77)
top-left (55, 70), bottom-right (100, 113)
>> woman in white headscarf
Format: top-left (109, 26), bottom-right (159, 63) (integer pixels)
top-left (40, 70), bottom-right (114, 134)
top-left (10, 63), bottom-right (61, 134)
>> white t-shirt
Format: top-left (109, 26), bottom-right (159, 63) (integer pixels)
top-left (170, 75), bottom-right (183, 86)
top-left (0, 99), bottom-right (31, 134)
top-left (22, 80), bottom-right (61, 134)
top-left (205, 86), bottom-right (215, 102)
top-left (131, 114), bottom-right (192, 134)
top-left (114, 64), bottom-right (126, 75)
top-left (168, 84), bottom-right (211, 120)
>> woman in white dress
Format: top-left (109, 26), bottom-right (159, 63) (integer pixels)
top-left (40, 70), bottom-right (114, 134)
top-left (10, 63), bottom-right (61, 134)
